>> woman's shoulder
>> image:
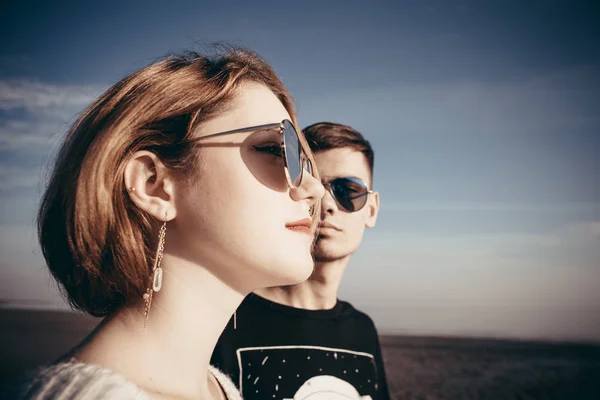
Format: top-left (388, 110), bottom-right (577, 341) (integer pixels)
top-left (209, 365), bottom-right (243, 400)
top-left (7, 360), bottom-right (149, 400)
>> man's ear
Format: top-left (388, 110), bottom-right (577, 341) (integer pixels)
top-left (365, 191), bottom-right (379, 228)
top-left (124, 150), bottom-right (177, 222)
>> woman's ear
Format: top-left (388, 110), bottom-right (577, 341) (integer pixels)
top-left (124, 151), bottom-right (177, 221)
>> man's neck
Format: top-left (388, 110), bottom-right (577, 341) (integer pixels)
top-left (255, 256), bottom-right (350, 310)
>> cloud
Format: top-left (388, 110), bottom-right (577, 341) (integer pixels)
top-left (0, 80), bottom-right (103, 118)
top-left (380, 201), bottom-right (600, 212)
top-left (490, 220), bottom-right (600, 256)
top-left (0, 80), bottom-right (104, 151)
top-left (563, 220), bottom-right (600, 239)
top-left (0, 118), bottom-right (69, 152)
top-left (0, 80), bottom-right (105, 193)
top-left (360, 220), bottom-right (600, 265)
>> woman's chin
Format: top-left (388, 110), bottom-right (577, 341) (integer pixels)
top-left (263, 257), bottom-right (314, 287)
top-left (281, 260), bottom-right (314, 286)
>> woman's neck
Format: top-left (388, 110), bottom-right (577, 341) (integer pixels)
top-left (73, 254), bottom-right (243, 399)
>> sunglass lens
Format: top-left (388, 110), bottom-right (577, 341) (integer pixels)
top-left (304, 158), bottom-right (312, 174)
top-left (282, 120), bottom-right (302, 186)
top-left (330, 178), bottom-right (369, 212)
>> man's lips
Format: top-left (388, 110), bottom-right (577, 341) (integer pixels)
top-left (318, 221), bottom-right (341, 231)
top-left (286, 217), bottom-right (313, 236)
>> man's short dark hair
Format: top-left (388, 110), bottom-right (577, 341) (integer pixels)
top-left (302, 122), bottom-right (374, 177)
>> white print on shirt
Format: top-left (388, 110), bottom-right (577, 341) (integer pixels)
top-left (236, 345), bottom-right (380, 400)
top-left (284, 375), bottom-right (373, 400)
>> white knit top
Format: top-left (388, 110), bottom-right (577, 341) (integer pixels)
top-left (10, 361), bottom-right (243, 400)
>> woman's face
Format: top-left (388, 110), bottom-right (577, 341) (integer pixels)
top-left (169, 82), bottom-right (324, 291)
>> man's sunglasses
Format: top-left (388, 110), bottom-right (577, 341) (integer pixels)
top-left (323, 177), bottom-right (373, 212)
top-left (189, 119), bottom-right (313, 188)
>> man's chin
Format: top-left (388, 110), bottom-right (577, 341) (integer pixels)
top-left (312, 247), bottom-right (346, 263)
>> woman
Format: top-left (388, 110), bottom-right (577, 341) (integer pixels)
top-left (12, 48), bottom-right (324, 399)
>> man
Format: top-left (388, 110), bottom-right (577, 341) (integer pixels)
top-left (211, 122), bottom-right (388, 400)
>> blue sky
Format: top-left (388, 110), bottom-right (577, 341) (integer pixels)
top-left (1, 1), bottom-right (599, 341)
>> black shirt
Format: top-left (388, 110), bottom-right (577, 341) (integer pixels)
top-left (211, 294), bottom-right (390, 400)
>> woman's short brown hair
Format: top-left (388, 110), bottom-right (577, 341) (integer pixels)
top-left (38, 47), bottom-right (314, 317)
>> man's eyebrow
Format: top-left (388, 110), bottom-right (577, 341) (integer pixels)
top-left (321, 175), bottom-right (366, 181)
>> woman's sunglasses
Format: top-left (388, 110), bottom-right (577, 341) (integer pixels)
top-left (189, 119), bottom-right (313, 188)
top-left (323, 177), bottom-right (373, 212)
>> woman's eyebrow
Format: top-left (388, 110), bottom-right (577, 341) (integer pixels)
top-left (248, 127), bottom-right (281, 141)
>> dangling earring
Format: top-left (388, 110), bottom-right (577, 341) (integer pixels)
top-left (143, 213), bottom-right (167, 327)
top-left (234, 311), bottom-right (237, 330)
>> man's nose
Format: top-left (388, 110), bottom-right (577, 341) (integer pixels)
top-left (321, 185), bottom-right (338, 215)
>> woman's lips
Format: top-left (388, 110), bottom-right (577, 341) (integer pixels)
top-left (286, 218), bottom-right (313, 236)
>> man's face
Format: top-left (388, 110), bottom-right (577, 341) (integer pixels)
top-left (313, 148), bottom-right (379, 262)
